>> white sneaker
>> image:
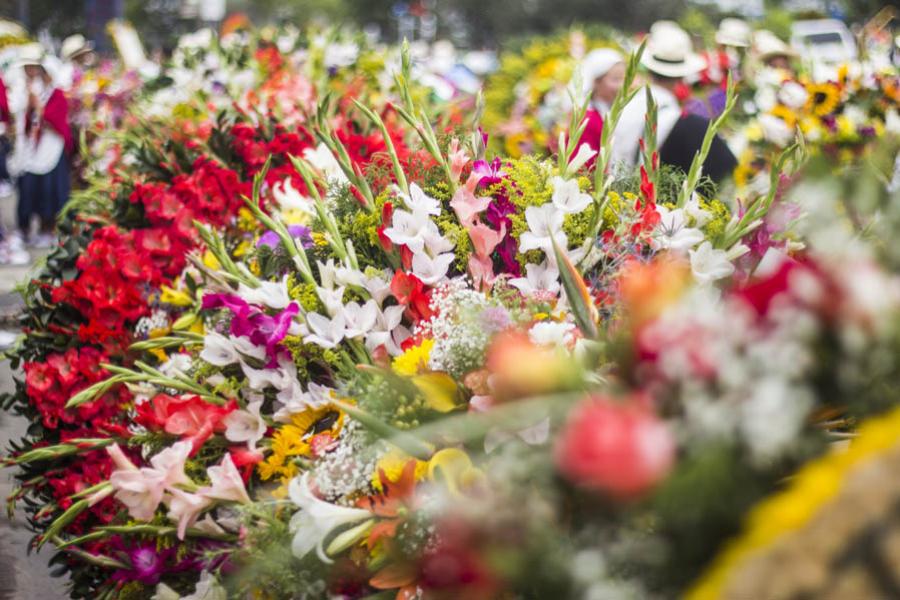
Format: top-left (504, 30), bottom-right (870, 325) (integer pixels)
top-left (7, 231), bottom-right (25, 251)
top-left (7, 246), bottom-right (29, 265)
top-left (31, 233), bottom-right (56, 249)
top-left (0, 330), bottom-right (17, 349)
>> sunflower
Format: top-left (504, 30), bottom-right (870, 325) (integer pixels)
top-left (804, 82), bottom-right (841, 117)
top-left (769, 104), bottom-right (798, 129)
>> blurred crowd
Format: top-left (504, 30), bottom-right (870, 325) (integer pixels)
top-left (572, 17), bottom-right (899, 185)
top-left (0, 31), bottom-right (140, 266)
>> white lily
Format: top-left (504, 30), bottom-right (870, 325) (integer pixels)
top-left (689, 241), bottom-right (735, 284)
top-left (364, 305), bottom-right (408, 356)
top-left (399, 183), bottom-right (441, 216)
top-left (342, 300), bottom-right (379, 339)
top-left (508, 259), bottom-right (561, 295)
top-left (684, 193), bottom-right (713, 228)
top-left (363, 272), bottom-right (393, 306)
top-left (241, 362), bottom-right (290, 391)
top-left (565, 143), bottom-right (598, 176)
top-left (518, 204), bottom-right (566, 254)
top-left (528, 321), bottom-right (576, 347)
top-left (272, 178), bottom-right (314, 215)
top-left (303, 143), bottom-right (348, 184)
top-left (303, 312), bottom-right (346, 349)
top-left (237, 276), bottom-right (291, 310)
top-left (274, 382), bottom-right (337, 421)
top-left (199, 332), bottom-right (238, 367)
top-left (288, 473), bottom-right (372, 563)
top-left (551, 176), bottom-right (592, 214)
top-left (382, 209), bottom-right (433, 254)
top-left (158, 353), bottom-right (193, 379)
top-left (232, 335), bottom-right (267, 362)
top-left (412, 251), bottom-right (455, 285)
top-left (223, 400), bottom-right (267, 451)
top-left (651, 205), bottom-right (705, 252)
top-left (316, 285), bottom-right (346, 317)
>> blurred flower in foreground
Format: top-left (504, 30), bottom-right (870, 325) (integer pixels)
top-left (555, 395), bottom-right (675, 499)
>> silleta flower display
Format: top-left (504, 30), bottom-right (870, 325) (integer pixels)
top-left (1, 22), bottom-right (899, 600)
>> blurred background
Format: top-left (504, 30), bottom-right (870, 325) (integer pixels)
top-left (0, 0), bottom-right (887, 51)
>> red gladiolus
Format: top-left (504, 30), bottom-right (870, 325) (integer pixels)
top-left (136, 394), bottom-right (237, 455)
top-left (555, 394), bottom-right (674, 499)
top-left (390, 270), bottom-right (434, 322)
top-left (377, 202), bottom-right (394, 252)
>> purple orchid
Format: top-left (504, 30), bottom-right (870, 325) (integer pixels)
top-left (203, 293), bottom-right (300, 366)
top-left (110, 541), bottom-right (199, 585)
top-left (472, 157), bottom-right (507, 188)
top-left (257, 225), bottom-right (313, 250)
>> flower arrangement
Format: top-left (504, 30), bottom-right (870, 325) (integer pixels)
top-left (734, 65), bottom-right (900, 189)
top-left (4, 28), bottom-right (900, 600)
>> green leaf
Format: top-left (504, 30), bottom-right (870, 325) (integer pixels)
top-left (552, 237), bottom-right (598, 339)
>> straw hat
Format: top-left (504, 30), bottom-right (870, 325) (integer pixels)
top-left (15, 43), bottom-right (45, 68)
top-left (576, 48), bottom-right (624, 97)
top-left (753, 30), bottom-right (796, 60)
top-left (61, 34), bottom-right (94, 61)
top-left (716, 18), bottom-right (751, 48)
top-left (641, 24), bottom-right (705, 78)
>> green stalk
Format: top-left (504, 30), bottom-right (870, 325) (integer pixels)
top-left (331, 399), bottom-right (433, 460)
top-left (676, 75), bottom-right (737, 208)
top-left (353, 100), bottom-right (409, 196)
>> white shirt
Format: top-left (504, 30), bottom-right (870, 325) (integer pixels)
top-left (610, 84), bottom-right (682, 169)
top-left (7, 87), bottom-right (65, 177)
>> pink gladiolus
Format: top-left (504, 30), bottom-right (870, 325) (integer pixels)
top-left (555, 395), bottom-right (674, 499)
top-left (450, 174), bottom-right (491, 227)
top-left (448, 138), bottom-right (470, 182)
top-left (468, 254), bottom-right (496, 291)
top-left (468, 222), bottom-right (506, 259)
top-left (167, 488), bottom-right (213, 540)
top-left (199, 453), bottom-right (252, 505)
top-left (107, 441), bottom-right (193, 522)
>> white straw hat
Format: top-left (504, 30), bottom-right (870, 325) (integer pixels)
top-left (716, 18), bottom-right (751, 48)
top-left (641, 24), bottom-right (705, 78)
top-left (575, 48), bottom-right (624, 98)
top-left (61, 34), bottom-right (94, 61)
top-left (753, 30), bottom-right (796, 60)
top-left (15, 42), bottom-right (45, 68)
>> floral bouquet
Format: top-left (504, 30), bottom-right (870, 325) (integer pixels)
top-left (734, 64), bottom-right (900, 190)
top-left (5, 33), bottom-right (900, 600)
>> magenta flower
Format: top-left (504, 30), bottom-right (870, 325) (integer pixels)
top-left (203, 293), bottom-right (300, 366)
top-left (110, 540), bottom-right (199, 585)
top-left (472, 157), bottom-right (507, 188)
top-left (257, 225), bottom-right (313, 250)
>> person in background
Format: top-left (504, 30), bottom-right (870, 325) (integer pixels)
top-left (685, 18), bottom-right (752, 119)
top-left (571, 48), bottom-right (625, 160)
top-left (8, 44), bottom-right (73, 248)
top-left (612, 24), bottom-right (737, 183)
top-left (0, 72), bottom-right (29, 265)
top-left (752, 30), bottom-right (797, 75)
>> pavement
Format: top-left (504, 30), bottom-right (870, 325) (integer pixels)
top-left (0, 191), bottom-right (68, 599)
top-left (0, 362), bottom-right (69, 600)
